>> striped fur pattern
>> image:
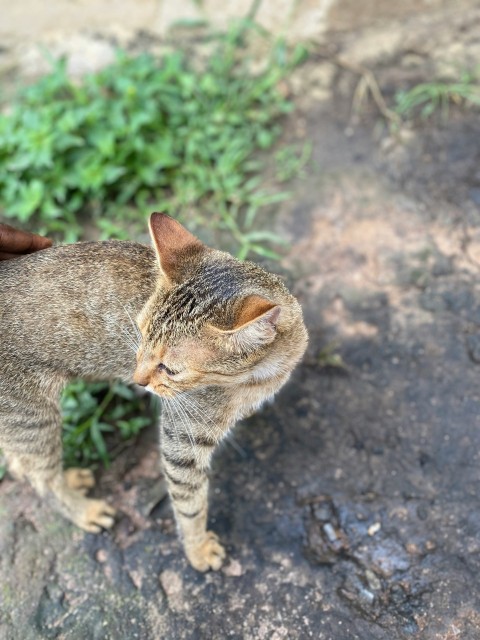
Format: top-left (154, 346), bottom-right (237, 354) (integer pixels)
top-left (0, 213), bottom-right (307, 571)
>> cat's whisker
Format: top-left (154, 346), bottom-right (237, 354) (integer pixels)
top-left (120, 300), bottom-right (142, 343)
top-left (164, 397), bottom-right (190, 443)
top-left (162, 399), bottom-right (181, 446)
top-left (113, 331), bottom-right (138, 354)
top-left (120, 322), bottom-right (140, 349)
top-left (171, 397), bottom-right (199, 450)
top-left (121, 330), bottom-right (140, 353)
top-left (163, 399), bottom-right (186, 451)
top-left (176, 396), bottom-right (211, 432)
top-left (179, 395), bottom-right (212, 425)
top-left (226, 434), bottom-right (248, 458)
top-left (107, 313), bottom-right (141, 353)
top-left (178, 396), bottom-right (244, 458)
top-left (175, 398), bottom-right (201, 428)
top-left (180, 396), bottom-right (226, 439)
top-left (170, 397), bottom-right (196, 450)
top-left (180, 395), bottom-right (246, 458)
top-left (118, 327), bottom-right (140, 354)
top-left (109, 294), bottom-right (142, 346)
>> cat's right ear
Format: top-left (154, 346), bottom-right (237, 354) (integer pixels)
top-left (149, 212), bottom-right (205, 282)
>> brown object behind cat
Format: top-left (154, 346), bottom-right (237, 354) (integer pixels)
top-left (0, 222), bottom-right (52, 260)
top-left (0, 213), bottom-right (307, 571)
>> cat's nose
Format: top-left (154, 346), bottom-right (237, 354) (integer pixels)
top-left (132, 368), bottom-right (150, 387)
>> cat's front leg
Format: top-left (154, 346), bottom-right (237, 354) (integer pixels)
top-left (170, 474), bottom-right (225, 572)
top-left (160, 412), bottom-right (226, 571)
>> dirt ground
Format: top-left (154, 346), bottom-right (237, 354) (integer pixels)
top-left (2, 6), bottom-right (480, 640)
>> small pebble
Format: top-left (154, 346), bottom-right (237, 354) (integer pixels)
top-left (365, 569), bottom-right (382, 591)
top-left (323, 523), bottom-right (338, 543)
top-left (368, 522), bottom-right (381, 536)
top-left (425, 540), bottom-right (436, 552)
top-left (95, 549), bottom-right (108, 563)
top-left (222, 559), bottom-right (244, 577)
top-left (406, 543), bottom-right (419, 555)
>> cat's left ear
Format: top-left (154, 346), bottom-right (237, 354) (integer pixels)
top-left (209, 295), bottom-right (281, 352)
top-left (149, 212), bottom-right (205, 282)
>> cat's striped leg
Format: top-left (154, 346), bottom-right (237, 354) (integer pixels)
top-left (160, 415), bottom-right (226, 571)
top-left (0, 401), bottom-right (115, 533)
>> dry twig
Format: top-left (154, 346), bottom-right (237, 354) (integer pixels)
top-left (334, 57), bottom-right (401, 127)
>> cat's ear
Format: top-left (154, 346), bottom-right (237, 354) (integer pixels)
top-left (209, 295), bottom-right (281, 352)
top-left (149, 212), bottom-right (205, 282)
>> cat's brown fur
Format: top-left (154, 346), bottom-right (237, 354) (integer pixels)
top-left (0, 213), bottom-right (307, 571)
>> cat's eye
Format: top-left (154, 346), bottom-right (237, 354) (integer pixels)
top-left (158, 363), bottom-right (177, 376)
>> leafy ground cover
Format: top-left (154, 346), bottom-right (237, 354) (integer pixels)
top-left (394, 70), bottom-right (480, 120)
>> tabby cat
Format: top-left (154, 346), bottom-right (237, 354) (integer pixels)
top-left (0, 213), bottom-right (307, 571)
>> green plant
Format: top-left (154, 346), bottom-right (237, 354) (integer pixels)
top-left (316, 342), bottom-right (347, 370)
top-left (275, 141), bottom-right (312, 183)
top-left (0, 30), bottom-right (303, 256)
top-left (394, 71), bottom-right (480, 119)
top-left (61, 381), bottom-right (154, 468)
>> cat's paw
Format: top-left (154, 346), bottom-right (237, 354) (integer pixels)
top-left (64, 468), bottom-right (95, 494)
top-left (185, 531), bottom-right (226, 572)
top-left (75, 499), bottom-right (116, 534)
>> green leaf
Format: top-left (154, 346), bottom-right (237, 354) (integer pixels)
top-left (250, 244), bottom-right (282, 260)
top-left (90, 421), bottom-right (108, 465)
top-left (242, 229), bottom-right (288, 244)
top-left (111, 383), bottom-right (136, 401)
top-left (12, 180), bottom-right (45, 221)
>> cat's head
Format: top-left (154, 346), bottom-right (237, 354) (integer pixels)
top-left (133, 213), bottom-right (307, 397)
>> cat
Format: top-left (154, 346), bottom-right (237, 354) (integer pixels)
top-left (0, 213), bottom-right (307, 571)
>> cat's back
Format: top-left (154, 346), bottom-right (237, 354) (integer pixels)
top-left (0, 240), bottom-right (156, 295)
top-left (0, 240), bottom-right (158, 379)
